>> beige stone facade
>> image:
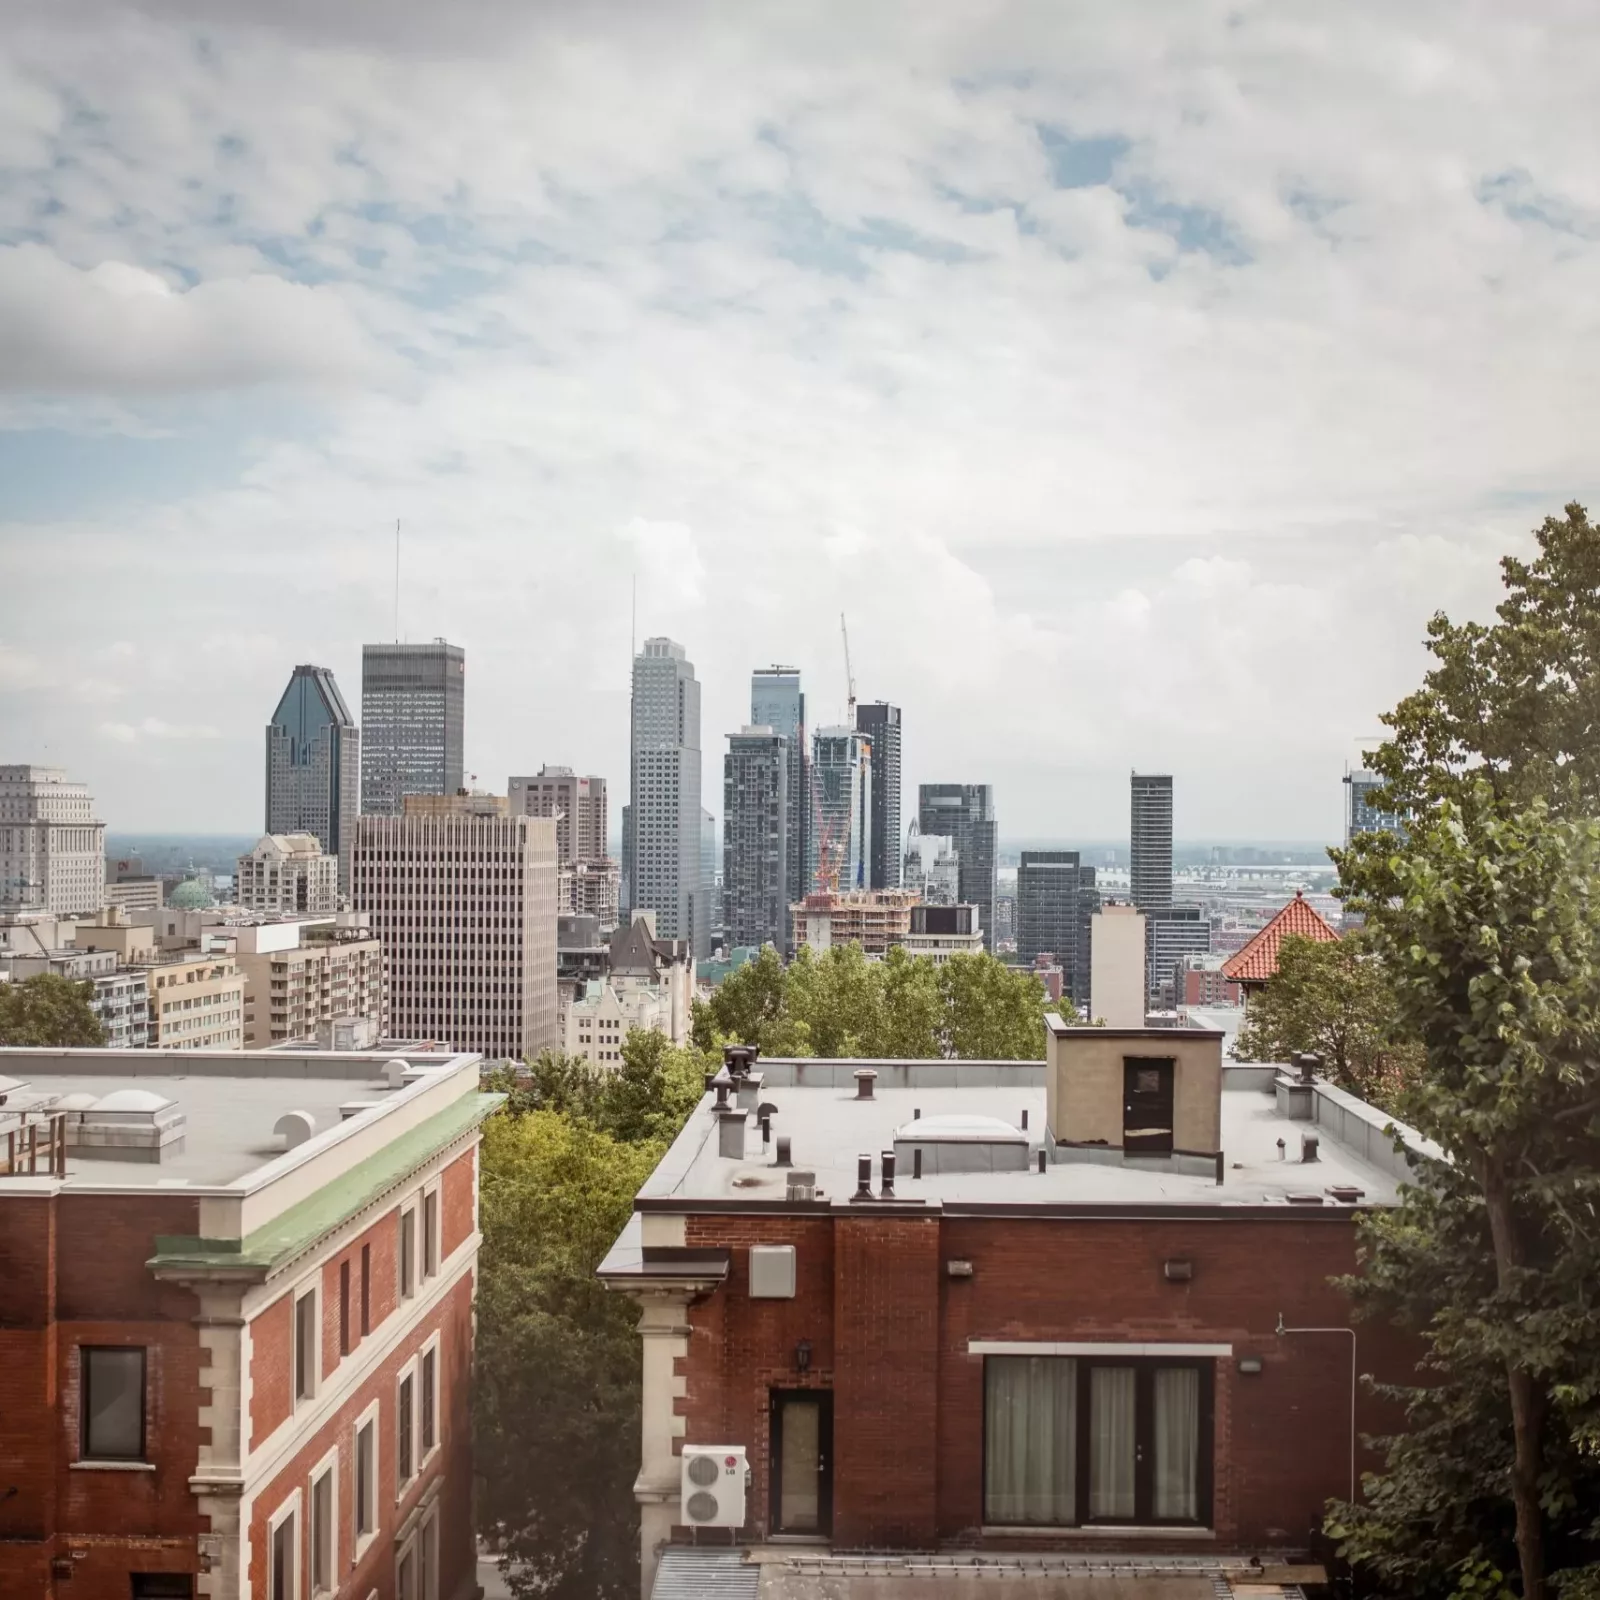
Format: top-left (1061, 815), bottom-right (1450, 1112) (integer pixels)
top-left (144, 952), bottom-right (245, 1050)
top-left (234, 924), bottom-right (385, 1048)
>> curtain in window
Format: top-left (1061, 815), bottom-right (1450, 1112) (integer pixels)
top-left (1153, 1366), bottom-right (1200, 1520)
top-left (984, 1357), bottom-right (1076, 1525)
top-left (1088, 1366), bottom-right (1136, 1520)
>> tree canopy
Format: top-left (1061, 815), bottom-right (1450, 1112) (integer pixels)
top-left (1233, 931), bottom-right (1420, 1111)
top-left (692, 941), bottom-right (1060, 1060)
top-left (0, 974), bottom-right (106, 1047)
top-left (475, 1030), bottom-right (718, 1600)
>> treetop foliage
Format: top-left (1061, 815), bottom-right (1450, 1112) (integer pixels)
top-left (0, 973), bottom-right (106, 1047)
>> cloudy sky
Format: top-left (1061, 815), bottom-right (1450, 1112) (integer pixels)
top-left (1, 0), bottom-right (1595, 843)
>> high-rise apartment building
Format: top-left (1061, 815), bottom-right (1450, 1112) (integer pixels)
top-left (353, 793), bottom-right (558, 1059)
top-left (231, 918), bottom-right (385, 1049)
top-left (360, 640), bottom-right (466, 816)
top-left (628, 639), bottom-right (707, 959)
top-left (0, 766), bottom-right (106, 915)
top-left (1130, 772), bottom-right (1174, 913)
top-left (509, 768), bottom-right (608, 863)
top-left (723, 727), bottom-right (789, 951)
top-left (1147, 903), bottom-right (1212, 1008)
top-left (855, 701), bottom-right (902, 890)
top-left (1016, 850), bottom-right (1100, 1007)
top-left (809, 727), bottom-right (873, 895)
top-left (751, 666), bottom-right (807, 949)
top-left (235, 832), bottom-right (339, 915)
top-left (1344, 768), bottom-right (1406, 846)
top-left (917, 784), bottom-right (998, 951)
top-left (265, 665), bottom-right (360, 889)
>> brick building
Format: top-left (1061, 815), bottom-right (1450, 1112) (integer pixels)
top-left (0, 1043), bottom-right (500, 1600)
top-left (601, 1024), bottom-right (1428, 1595)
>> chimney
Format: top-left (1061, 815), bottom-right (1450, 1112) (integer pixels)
top-left (1301, 1131), bottom-right (1320, 1163)
top-left (854, 1153), bottom-right (873, 1200)
top-left (880, 1149), bottom-right (896, 1199)
top-left (774, 1136), bottom-right (792, 1168)
top-left (718, 1108), bottom-right (747, 1159)
top-left (854, 1069), bottom-right (877, 1100)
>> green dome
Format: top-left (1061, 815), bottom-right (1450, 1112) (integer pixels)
top-left (169, 877), bottom-right (216, 910)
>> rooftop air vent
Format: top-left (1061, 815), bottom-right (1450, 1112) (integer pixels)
top-left (892, 1113), bottom-right (1029, 1175)
top-left (274, 1110), bottom-right (317, 1150)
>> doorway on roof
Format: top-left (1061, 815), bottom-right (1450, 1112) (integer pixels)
top-left (769, 1389), bottom-right (832, 1536)
top-left (1123, 1057), bottom-right (1175, 1156)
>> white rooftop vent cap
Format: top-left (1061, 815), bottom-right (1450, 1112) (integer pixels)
top-left (274, 1110), bottom-right (317, 1150)
top-left (384, 1059), bottom-right (409, 1088)
top-left (94, 1088), bottom-right (175, 1114)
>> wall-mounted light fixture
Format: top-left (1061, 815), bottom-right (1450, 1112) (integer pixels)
top-left (1237, 1356), bottom-right (1263, 1375)
top-left (946, 1259), bottom-right (974, 1279)
top-left (795, 1339), bottom-right (811, 1374)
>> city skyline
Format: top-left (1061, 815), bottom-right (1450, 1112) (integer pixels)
top-left (5, 7), bottom-right (1587, 843)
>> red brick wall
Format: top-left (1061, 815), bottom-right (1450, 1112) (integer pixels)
top-left (442, 1146), bottom-right (476, 1257)
top-left (244, 1269), bottom-right (477, 1600)
top-left (249, 1291), bottom-right (293, 1451)
top-left (679, 1209), bottom-right (1418, 1554)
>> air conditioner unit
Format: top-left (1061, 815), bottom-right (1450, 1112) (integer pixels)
top-left (680, 1445), bottom-right (748, 1528)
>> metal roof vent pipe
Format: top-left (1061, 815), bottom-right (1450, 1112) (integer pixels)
top-left (879, 1149), bottom-right (896, 1200)
top-left (854, 1153), bottom-right (873, 1200)
top-left (1296, 1052), bottom-right (1321, 1086)
top-left (854, 1068), bottom-right (877, 1101)
top-left (774, 1135), bottom-right (792, 1168)
top-left (1301, 1131), bottom-right (1320, 1163)
top-left (718, 1107), bottom-right (747, 1160)
top-left (713, 1079), bottom-right (731, 1112)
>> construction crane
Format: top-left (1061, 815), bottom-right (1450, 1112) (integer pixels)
top-left (840, 612), bottom-right (856, 725)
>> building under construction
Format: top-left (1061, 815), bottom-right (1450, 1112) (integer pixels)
top-left (791, 887), bottom-right (919, 954)
top-left (807, 725), bottom-right (872, 894)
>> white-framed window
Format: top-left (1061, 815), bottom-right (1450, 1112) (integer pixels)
top-left (399, 1205), bottom-right (417, 1301)
top-left (293, 1285), bottom-right (319, 1404)
top-left (420, 1505), bottom-right (440, 1600)
top-left (268, 1487), bottom-right (302, 1600)
top-left (396, 1360), bottom-right (417, 1491)
top-left (309, 1445), bottom-right (338, 1596)
top-left (419, 1330), bottom-right (441, 1465)
top-left (421, 1184), bottom-right (440, 1279)
top-left (396, 1535), bottom-right (418, 1600)
top-left (353, 1397), bottom-right (380, 1557)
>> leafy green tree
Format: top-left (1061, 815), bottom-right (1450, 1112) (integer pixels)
top-left (1233, 932), bottom-right (1420, 1110)
top-left (1330, 794), bottom-right (1600, 1600)
top-left (877, 944), bottom-right (944, 1058)
top-left (1362, 502), bottom-right (1600, 821)
top-left (0, 974), bottom-right (106, 1046)
top-left (937, 951), bottom-right (1051, 1059)
top-left (691, 943), bottom-right (793, 1054)
top-left (475, 1110), bottom-right (664, 1600)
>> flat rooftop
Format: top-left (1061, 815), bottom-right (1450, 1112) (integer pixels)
top-left (0, 1047), bottom-right (478, 1190)
top-left (635, 1059), bottom-right (1432, 1214)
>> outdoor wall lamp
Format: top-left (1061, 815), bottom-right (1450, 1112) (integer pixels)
top-left (795, 1339), bottom-right (812, 1374)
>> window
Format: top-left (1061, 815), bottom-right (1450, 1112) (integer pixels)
top-left (269, 1502), bottom-right (298, 1600)
top-left (293, 1289), bottom-right (317, 1401)
top-left (398, 1372), bottom-right (415, 1485)
top-left (81, 1346), bottom-right (145, 1461)
top-left (360, 1243), bottom-right (371, 1336)
top-left (354, 1411), bottom-right (377, 1541)
top-left (400, 1208), bottom-right (416, 1299)
top-left (310, 1455), bottom-right (336, 1595)
top-left (422, 1188), bottom-right (439, 1278)
top-left (983, 1357), bottom-right (1212, 1528)
top-left (420, 1346), bottom-right (437, 1456)
top-left (420, 1510), bottom-right (438, 1600)
top-left (339, 1260), bottom-right (351, 1357)
top-left (131, 1579), bottom-right (195, 1599)
top-left (396, 1547), bottom-right (416, 1600)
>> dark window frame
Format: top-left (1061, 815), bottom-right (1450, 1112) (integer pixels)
top-left (981, 1355), bottom-right (1214, 1530)
top-left (80, 1345), bottom-right (147, 1462)
top-left (420, 1346), bottom-right (436, 1455)
top-left (339, 1259), bottom-right (351, 1357)
top-left (355, 1416), bottom-right (376, 1537)
top-left (360, 1243), bottom-right (371, 1336)
top-left (293, 1289), bottom-right (317, 1402)
top-left (398, 1372), bottom-right (415, 1483)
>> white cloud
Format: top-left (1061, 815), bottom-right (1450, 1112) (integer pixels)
top-left (99, 718), bottom-right (222, 743)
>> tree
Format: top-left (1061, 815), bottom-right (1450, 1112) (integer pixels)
top-left (937, 951), bottom-right (1051, 1060)
top-left (691, 943), bottom-right (793, 1055)
top-left (474, 1110), bottom-right (664, 1600)
top-left (0, 974), bottom-right (106, 1046)
top-left (1233, 932), bottom-right (1420, 1110)
top-left (1363, 502), bottom-right (1600, 821)
top-left (1330, 794), bottom-right (1600, 1600)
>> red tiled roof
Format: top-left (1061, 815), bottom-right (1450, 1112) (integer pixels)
top-left (1220, 890), bottom-right (1340, 985)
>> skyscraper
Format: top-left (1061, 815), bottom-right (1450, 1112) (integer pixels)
top-left (723, 727), bottom-right (788, 950)
top-left (1016, 850), bottom-right (1099, 1007)
top-left (360, 640), bottom-right (465, 816)
top-left (1130, 772), bottom-right (1174, 912)
top-left (917, 784), bottom-right (998, 951)
top-left (809, 727), bottom-right (872, 894)
top-left (0, 765), bottom-right (106, 914)
top-left (509, 768), bottom-right (608, 864)
top-left (264, 665), bottom-right (360, 890)
top-left (1344, 768), bottom-right (1406, 846)
top-left (353, 792), bottom-right (558, 1059)
top-left (628, 638), bottom-right (707, 959)
top-left (751, 666), bottom-right (806, 949)
top-left (855, 701), bottom-right (902, 889)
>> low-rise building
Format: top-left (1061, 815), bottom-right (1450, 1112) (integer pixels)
top-left (0, 1043), bottom-right (499, 1599)
top-left (2, 947), bottom-right (151, 1047)
top-left (602, 1027), bottom-right (1426, 1594)
top-left (1221, 890), bottom-right (1340, 1003)
top-left (1182, 952), bottom-right (1244, 1008)
top-left (227, 917), bottom-right (385, 1049)
top-left (899, 902), bottom-right (984, 964)
top-left (143, 950), bottom-right (245, 1050)
top-left (564, 978), bottom-right (672, 1068)
top-left (235, 832), bottom-right (340, 915)
top-left (791, 889), bottom-right (919, 956)
top-left (103, 875), bottom-right (164, 913)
